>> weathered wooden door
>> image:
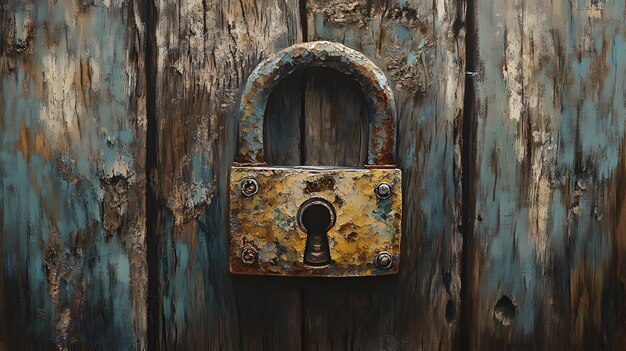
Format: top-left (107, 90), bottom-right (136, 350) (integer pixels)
top-left (1, 0), bottom-right (624, 349)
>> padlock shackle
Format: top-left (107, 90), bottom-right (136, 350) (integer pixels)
top-left (236, 41), bottom-right (396, 166)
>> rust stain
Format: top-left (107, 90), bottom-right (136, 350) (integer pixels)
top-left (18, 122), bottom-right (29, 160)
top-left (17, 122), bottom-right (51, 162)
top-left (304, 175), bottom-right (336, 194)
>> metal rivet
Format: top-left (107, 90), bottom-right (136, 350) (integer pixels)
top-left (241, 245), bottom-right (258, 264)
top-left (375, 182), bottom-right (392, 199)
top-left (241, 178), bottom-right (259, 197)
top-left (375, 251), bottom-right (393, 269)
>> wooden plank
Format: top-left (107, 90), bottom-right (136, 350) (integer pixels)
top-left (302, 0), bottom-right (465, 348)
top-left (0, 0), bottom-right (147, 349)
top-left (616, 134), bottom-right (626, 346)
top-left (469, 0), bottom-right (626, 348)
top-left (303, 67), bottom-right (368, 166)
top-left (151, 0), bottom-right (303, 348)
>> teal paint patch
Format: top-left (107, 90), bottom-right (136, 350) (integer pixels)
top-left (573, 57), bottom-right (590, 78)
top-left (393, 23), bottom-right (413, 42)
top-left (417, 38), bottom-right (426, 49)
top-left (119, 130), bottom-right (134, 143)
top-left (407, 52), bottom-right (417, 65)
top-left (191, 154), bottom-right (213, 205)
top-left (174, 242), bottom-right (189, 322)
top-left (315, 16), bottom-right (330, 38)
top-left (116, 254), bottom-right (130, 284)
top-left (373, 200), bottom-right (392, 222)
top-left (161, 215), bottom-right (189, 331)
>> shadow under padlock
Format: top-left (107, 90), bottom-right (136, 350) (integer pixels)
top-left (229, 41), bottom-right (402, 277)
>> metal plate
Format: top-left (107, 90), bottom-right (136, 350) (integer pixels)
top-left (229, 166), bottom-right (402, 277)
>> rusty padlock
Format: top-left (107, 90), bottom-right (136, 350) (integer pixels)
top-left (229, 41), bottom-right (402, 277)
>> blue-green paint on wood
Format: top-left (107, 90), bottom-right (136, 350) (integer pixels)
top-left (472, 0), bottom-right (626, 346)
top-left (1, 0), bottom-right (145, 348)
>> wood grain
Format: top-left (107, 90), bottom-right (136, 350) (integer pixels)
top-left (150, 0), bottom-right (303, 348)
top-left (0, 0), bottom-right (147, 349)
top-left (468, 0), bottom-right (626, 348)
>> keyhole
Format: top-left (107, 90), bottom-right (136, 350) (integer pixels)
top-left (298, 198), bottom-right (335, 266)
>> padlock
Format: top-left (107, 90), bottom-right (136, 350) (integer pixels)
top-left (229, 41), bottom-right (402, 277)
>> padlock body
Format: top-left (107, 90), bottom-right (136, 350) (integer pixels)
top-left (229, 166), bottom-right (402, 277)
